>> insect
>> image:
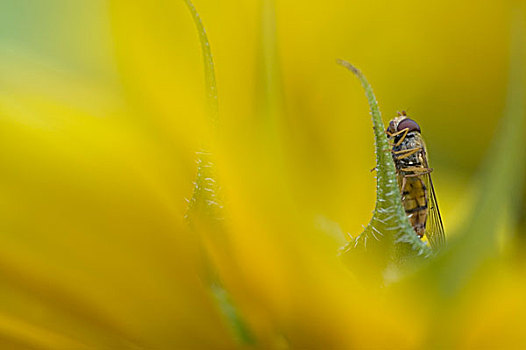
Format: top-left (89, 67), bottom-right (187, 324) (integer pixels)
top-left (386, 111), bottom-right (445, 250)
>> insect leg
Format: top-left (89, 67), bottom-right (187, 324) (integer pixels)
top-left (393, 147), bottom-right (421, 160)
top-left (402, 167), bottom-right (433, 177)
top-left (387, 128), bottom-right (409, 146)
top-left (400, 176), bottom-right (408, 197)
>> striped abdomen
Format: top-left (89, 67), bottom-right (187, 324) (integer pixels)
top-left (401, 176), bottom-right (428, 237)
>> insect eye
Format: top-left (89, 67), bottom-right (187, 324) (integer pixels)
top-left (397, 118), bottom-right (421, 133)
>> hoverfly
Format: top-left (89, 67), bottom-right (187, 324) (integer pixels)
top-left (386, 111), bottom-right (445, 250)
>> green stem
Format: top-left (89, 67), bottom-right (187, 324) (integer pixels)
top-left (337, 60), bottom-right (430, 276)
top-left (182, 0), bottom-right (255, 345)
top-left (182, 0), bottom-right (218, 128)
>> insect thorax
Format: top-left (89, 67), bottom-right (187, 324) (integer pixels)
top-left (392, 131), bottom-right (424, 172)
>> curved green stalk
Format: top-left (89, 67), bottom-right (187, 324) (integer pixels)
top-left (337, 60), bottom-right (430, 276)
top-left (182, 0), bottom-right (254, 345)
top-left (182, 0), bottom-right (218, 128)
top-left (182, 0), bottom-right (220, 223)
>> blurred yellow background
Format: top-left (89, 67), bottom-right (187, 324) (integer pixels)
top-left (0, 0), bottom-right (524, 348)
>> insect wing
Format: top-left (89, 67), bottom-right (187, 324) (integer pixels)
top-left (422, 165), bottom-right (445, 250)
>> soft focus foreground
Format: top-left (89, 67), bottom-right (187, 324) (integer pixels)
top-left (0, 0), bottom-right (525, 349)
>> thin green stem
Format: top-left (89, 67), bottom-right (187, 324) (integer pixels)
top-left (182, 0), bottom-right (218, 128)
top-left (182, 0), bottom-right (255, 345)
top-left (337, 60), bottom-right (430, 275)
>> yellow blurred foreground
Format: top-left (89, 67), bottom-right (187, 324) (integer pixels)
top-left (0, 0), bottom-right (525, 348)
